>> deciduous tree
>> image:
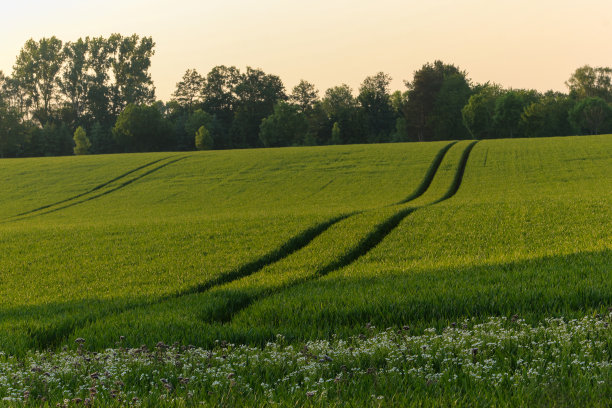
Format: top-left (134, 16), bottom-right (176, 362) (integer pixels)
top-left (73, 126), bottom-right (91, 155)
top-left (290, 80), bottom-right (319, 113)
top-left (358, 72), bottom-right (394, 142)
top-left (172, 69), bottom-right (204, 111)
top-left (568, 97), bottom-right (612, 135)
top-left (259, 102), bottom-right (307, 147)
top-left (566, 66), bottom-right (612, 102)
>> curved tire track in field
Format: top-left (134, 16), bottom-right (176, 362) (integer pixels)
top-left (3, 157), bottom-right (188, 224)
top-left (41, 141), bottom-right (457, 347)
top-left (218, 140), bottom-right (480, 324)
top-left (36, 141), bottom-right (470, 349)
top-left (432, 140), bottom-right (478, 204)
top-left (35, 214), bottom-right (352, 349)
top-left (5, 156), bottom-right (175, 220)
top-left (174, 213), bottom-right (352, 297)
top-left (396, 141), bottom-right (457, 204)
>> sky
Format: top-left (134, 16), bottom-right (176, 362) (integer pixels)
top-left (1, 0), bottom-right (611, 101)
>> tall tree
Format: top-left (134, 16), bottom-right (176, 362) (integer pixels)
top-left (231, 67), bottom-right (286, 147)
top-left (12, 37), bottom-right (64, 123)
top-left (461, 84), bottom-right (503, 139)
top-left (172, 69), bottom-right (204, 111)
top-left (290, 80), bottom-right (319, 113)
top-left (201, 65), bottom-right (241, 148)
top-left (404, 61), bottom-right (469, 141)
top-left (566, 66), bottom-right (612, 102)
top-left (59, 38), bottom-right (89, 126)
top-left (108, 34), bottom-right (156, 116)
top-left (0, 80), bottom-right (26, 157)
top-left (358, 72), bottom-right (395, 142)
top-left (85, 36), bottom-right (114, 126)
top-left (201, 65), bottom-right (241, 114)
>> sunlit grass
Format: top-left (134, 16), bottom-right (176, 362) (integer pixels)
top-left (0, 135), bottom-right (610, 405)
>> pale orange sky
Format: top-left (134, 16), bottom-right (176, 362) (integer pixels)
top-left (1, 0), bottom-right (611, 100)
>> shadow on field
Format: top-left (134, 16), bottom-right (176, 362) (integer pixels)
top-left (203, 141), bottom-right (481, 324)
top-left (0, 214), bottom-right (352, 353)
top-left (224, 248), bottom-right (612, 342)
top-left (3, 140), bottom-right (485, 354)
top-left (6, 249), bottom-right (606, 352)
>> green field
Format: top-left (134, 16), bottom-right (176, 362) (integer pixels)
top-left (0, 136), bottom-right (610, 406)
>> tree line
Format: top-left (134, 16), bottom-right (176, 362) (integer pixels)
top-left (1, 35), bottom-right (612, 157)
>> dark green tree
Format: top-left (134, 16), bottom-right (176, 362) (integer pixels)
top-left (405, 61), bottom-right (469, 141)
top-left (89, 121), bottom-right (114, 154)
top-left (290, 80), bottom-right (319, 113)
top-left (462, 84), bottom-right (503, 139)
top-left (0, 96), bottom-right (26, 157)
top-left (358, 72), bottom-right (395, 143)
top-left (12, 37), bottom-right (64, 124)
top-left (391, 117), bottom-right (409, 142)
top-left (492, 90), bottom-right (539, 138)
top-left (113, 104), bottom-right (172, 152)
top-left (231, 67), bottom-right (286, 147)
top-left (39, 122), bottom-right (73, 156)
top-left (431, 73), bottom-right (472, 140)
top-left (568, 97), bottom-right (612, 135)
top-left (259, 102), bottom-right (308, 147)
top-left (185, 109), bottom-right (213, 136)
top-left (521, 93), bottom-right (575, 138)
top-left (172, 69), bottom-right (204, 112)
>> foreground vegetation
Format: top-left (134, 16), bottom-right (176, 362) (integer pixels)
top-left (1, 315), bottom-right (610, 406)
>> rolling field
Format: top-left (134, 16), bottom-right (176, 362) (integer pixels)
top-left (0, 136), bottom-right (610, 406)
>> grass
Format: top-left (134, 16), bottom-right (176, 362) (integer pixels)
top-left (0, 135), bottom-right (610, 405)
top-left (227, 136), bottom-right (612, 341)
top-left (0, 142), bottom-right (445, 353)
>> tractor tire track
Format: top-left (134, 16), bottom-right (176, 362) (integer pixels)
top-left (3, 157), bottom-right (188, 224)
top-left (6, 156), bottom-right (175, 220)
top-left (35, 213), bottom-right (352, 349)
top-left (218, 140), bottom-right (480, 324)
top-left (39, 141), bottom-right (473, 348)
top-left (432, 140), bottom-right (478, 204)
top-left (396, 141), bottom-right (457, 204)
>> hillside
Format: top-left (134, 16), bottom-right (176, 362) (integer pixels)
top-left (0, 136), bottom-right (610, 405)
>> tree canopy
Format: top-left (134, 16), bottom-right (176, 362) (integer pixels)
top-left (0, 35), bottom-right (609, 158)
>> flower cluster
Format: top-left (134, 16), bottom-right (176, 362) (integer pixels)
top-left (0, 314), bottom-right (609, 405)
